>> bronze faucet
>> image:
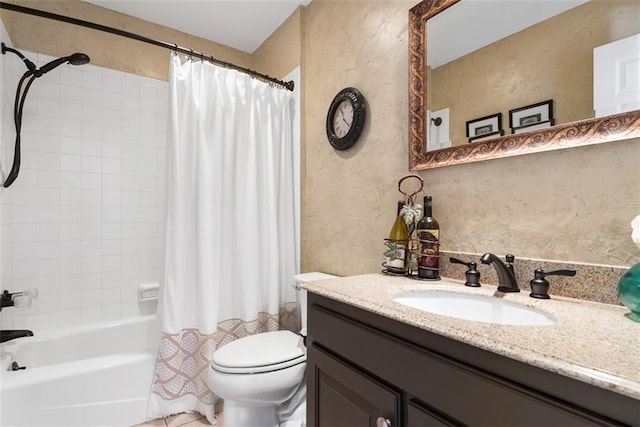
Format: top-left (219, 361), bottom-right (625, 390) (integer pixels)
top-left (480, 253), bottom-right (519, 293)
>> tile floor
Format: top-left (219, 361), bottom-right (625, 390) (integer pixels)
top-left (133, 412), bottom-right (221, 427)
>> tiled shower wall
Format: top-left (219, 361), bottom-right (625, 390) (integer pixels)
top-left (0, 45), bottom-right (167, 333)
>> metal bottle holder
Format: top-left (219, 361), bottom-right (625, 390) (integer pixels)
top-left (383, 174), bottom-right (440, 279)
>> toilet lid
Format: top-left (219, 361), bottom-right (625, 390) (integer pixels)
top-left (212, 330), bottom-right (306, 374)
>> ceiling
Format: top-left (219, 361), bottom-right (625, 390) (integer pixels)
top-left (85, 0), bottom-right (311, 54)
top-left (84, 0), bottom-right (588, 64)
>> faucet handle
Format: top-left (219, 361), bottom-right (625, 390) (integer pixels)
top-left (449, 257), bottom-right (481, 287)
top-left (529, 269), bottom-right (577, 299)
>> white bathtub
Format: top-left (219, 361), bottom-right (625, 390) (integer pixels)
top-left (0, 316), bottom-right (160, 427)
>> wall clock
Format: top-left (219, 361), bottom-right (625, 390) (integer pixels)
top-left (326, 87), bottom-right (366, 150)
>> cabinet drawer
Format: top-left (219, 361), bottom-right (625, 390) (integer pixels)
top-left (308, 301), bottom-right (619, 426)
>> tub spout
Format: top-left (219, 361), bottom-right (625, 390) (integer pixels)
top-left (0, 329), bottom-right (33, 344)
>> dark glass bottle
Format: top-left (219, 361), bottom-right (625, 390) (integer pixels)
top-left (416, 196), bottom-right (440, 279)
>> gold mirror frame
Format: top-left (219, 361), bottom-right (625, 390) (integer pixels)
top-left (408, 0), bottom-right (640, 171)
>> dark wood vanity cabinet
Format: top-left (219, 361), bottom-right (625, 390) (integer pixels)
top-left (306, 293), bottom-right (640, 426)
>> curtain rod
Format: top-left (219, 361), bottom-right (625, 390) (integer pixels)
top-left (0, 1), bottom-right (294, 91)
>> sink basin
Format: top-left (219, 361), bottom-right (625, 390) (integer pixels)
top-left (393, 290), bottom-right (556, 326)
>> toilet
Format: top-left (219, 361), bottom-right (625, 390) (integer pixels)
top-left (207, 272), bottom-right (337, 427)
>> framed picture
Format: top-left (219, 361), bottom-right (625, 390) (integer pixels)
top-left (509, 100), bottom-right (554, 131)
top-left (512, 119), bottom-right (556, 134)
top-left (469, 130), bottom-right (504, 142)
top-left (466, 113), bottom-right (502, 142)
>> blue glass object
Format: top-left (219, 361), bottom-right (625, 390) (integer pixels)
top-left (618, 262), bottom-right (640, 322)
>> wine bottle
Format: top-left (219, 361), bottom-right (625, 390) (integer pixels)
top-left (416, 195), bottom-right (440, 279)
top-left (386, 201), bottom-right (409, 273)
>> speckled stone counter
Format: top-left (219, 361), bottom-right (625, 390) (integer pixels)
top-left (302, 273), bottom-right (640, 400)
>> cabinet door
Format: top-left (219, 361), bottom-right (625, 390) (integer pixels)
top-left (308, 344), bottom-right (399, 427)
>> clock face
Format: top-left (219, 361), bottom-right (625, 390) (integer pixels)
top-left (326, 87), bottom-right (366, 151)
top-left (332, 100), bottom-right (354, 138)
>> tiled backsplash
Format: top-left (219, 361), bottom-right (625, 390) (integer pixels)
top-left (0, 49), bottom-right (167, 332)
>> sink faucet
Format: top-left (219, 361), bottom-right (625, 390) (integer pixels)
top-left (480, 253), bottom-right (520, 293)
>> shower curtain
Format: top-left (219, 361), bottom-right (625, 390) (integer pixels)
top-left (148, 53), bottom-right (297, 423)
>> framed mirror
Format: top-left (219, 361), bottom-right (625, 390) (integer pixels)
top-left (408, 0), bottom-right (640, 171)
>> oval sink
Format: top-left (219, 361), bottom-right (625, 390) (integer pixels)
top-left (393, 290), bottom-right (556, 326)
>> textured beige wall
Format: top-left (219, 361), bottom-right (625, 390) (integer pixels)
top-left (302, 0), bottom-right (640, 277)
top-left (2, 0), bottom-right (638, 277)
top-left (253, 6), bottom-right (303, 81)
top-left (429, 0), bottom-right (640, 145)
top-left (303, 0), bottom-right (415, 275)
top-left (1, 0), bottom-right (252, 80)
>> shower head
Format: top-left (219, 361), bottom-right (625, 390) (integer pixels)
top-left (1, 43), bottom-right (91, 188)
top-left (1, 43), bottom-right (90, 77)
top-left (37, 52), bottom-right (91, 76)
top-left (68, 52), bottom-right (90, 66)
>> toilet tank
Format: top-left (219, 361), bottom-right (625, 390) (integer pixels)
top-left (293, 272), bottom-right (337, 334)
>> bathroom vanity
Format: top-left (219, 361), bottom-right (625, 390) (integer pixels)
top-left (304, 275), bottom-right (640, 426)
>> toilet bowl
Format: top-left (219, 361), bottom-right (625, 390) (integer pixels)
top-left (207, 272), bottom-right (337, 427)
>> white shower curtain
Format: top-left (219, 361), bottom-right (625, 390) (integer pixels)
top-left (148, 53), bottom-right (297, 423)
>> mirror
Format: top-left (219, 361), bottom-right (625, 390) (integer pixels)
top-left (408, 0), bottom-right (640, 170)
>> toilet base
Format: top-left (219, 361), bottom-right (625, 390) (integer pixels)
top-left (222, 400), bottom-right (277, 427)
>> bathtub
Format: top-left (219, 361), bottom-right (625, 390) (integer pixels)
top-left (0, 316), bottom-right (160, 427)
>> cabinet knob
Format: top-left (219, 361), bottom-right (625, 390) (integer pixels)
top-left (376, 417), bottom-right (392, 427)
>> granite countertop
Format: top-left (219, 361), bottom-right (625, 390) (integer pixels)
top-left (302, 273), bottom-right (640, 400)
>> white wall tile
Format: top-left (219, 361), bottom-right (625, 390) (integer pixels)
top-left (60, 257), bottom-right (82, 276)
top-left (102, 158), bottom-right (121, 175)
top-left (82, 272), bottom-right (101, 290)
top-left (60, 119), bottom-right (82, 138)
top-left (60, 189), bottom-right (82, 206)
top-left (81, 306), bottom-right (101, 324)
top-left (59, 309), bottom-right (82, 328)
top-left (37, 241), bottom-right (59, 259)
top-left (37, 275), bottom-right (60, 295)
top-left (82, 139), bottom-right (102, 156)
top-left (60, 67), bottom-right (82, 87)
top-left (81, 173), bottom-right (102, 190)
top-left (60, 171), bottom-right (82, 189)
top-left (59, 241), bottom-right (82, 258)
top-left (61, 102), bottom-right (82, 121)
top-left (37, 80), bottom-right (60, 100)
top-left (59, 292), bottom-right (81, 310)
top-left (2, 50), bottom-right (167, 332)
top-left (59, 84), bottom-right (82, 104)
top-left (60, 154), bottom-right (82, 172)
top-left (37, 258), bottom-right (59, 277)
top-left (102, 270), bottom-right (121, 288)
top-left (102, 287), bottom-right (120, 304)
top-left (82, 70), bottom-right (102, 90)
top-left (102, 304), bottom-right (121, 322)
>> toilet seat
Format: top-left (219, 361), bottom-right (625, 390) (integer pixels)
top-left (212, 330), bottom-right (305, 374)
